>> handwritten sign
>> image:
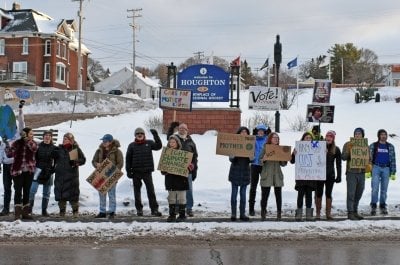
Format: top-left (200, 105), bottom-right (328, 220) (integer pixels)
top-left (295, 141), bottom-right (326, 181)
top-left (69, 149), bottom-right (78, 160)
top-left (158, 147), bottom-right (193, 177)
top-left (262, 144), bottom-right (292, 161)
top-left (86, 158), bottom-right (124, 195)
top-left (350, 137), bottom-right (369, 169)
top-left (216, 133), bottom-right (255, 157)
top-left (159, 88), bottom-right (192, 111)
top-left (248, 86), bottom-right (281, 110)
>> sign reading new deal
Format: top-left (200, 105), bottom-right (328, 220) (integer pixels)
top-left (177, 64), bottom-right (229, 102)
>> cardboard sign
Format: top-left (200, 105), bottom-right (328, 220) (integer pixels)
top-left (86, 158), bottom-right (124, 195)
top-left (69, 149), bottom-right (78, 160)
top-left (248, 86), bottom-right (281, 110)
top-left (295, 141), bottom-right (326, 181)
top-left (159, 88), bottom-right (192, 111)
top-left (262, 144), bottom-right (292, 161)
top-left (216, 133), bottom-right (256, 157)
top-left (350, 137), bottom-right (369, 168)
top-left (158, 147), bottom-right (193, 177)
top-left (312, 79), bottom-right (332, 104)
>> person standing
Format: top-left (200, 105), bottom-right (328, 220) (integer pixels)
top-left (342, 127), bottom-right (368, 220)
top-left (291, 132), bottom-right (317, 221)
top-left (228, 126), bottom-right (251, 221)
top-left (315, 130), bottom-right (342, 220)
top-left (259, 132), bottom-right (287, 221)
top-left (166, 121), bottom-right (180, 141)
top-left (369, 129), bottom-right (396, 215)
top-left (126, 127), bottom-right (162, 216)
top-left (92, 134), bottom-right (124, 219)
top-left (163, 134), bottom-right (189, 222)
top-left (29, 130), bottom-right (56, 216)
top-left (53, 133), bottom-right (86, 217)
top-left (248, 124), bottom-right (269, 216)
top-left (176, 123), bottom-right (198, 217)
top-left (9, 127), bottom-right (38, 220)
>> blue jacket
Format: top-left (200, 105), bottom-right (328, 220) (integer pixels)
top-left (252, 135), bottom-right (267, 166)
top-left (369, 141), bottom-right (396, 174)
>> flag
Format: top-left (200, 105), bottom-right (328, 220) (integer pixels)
top-left (287, 57), bottom-right (297, 69)
top-left (260, 58), bottom-right (269, 70)
top-left (319, 56), bottom-right (330, 68)
top-left (230, 56), bottom-right (240, 67)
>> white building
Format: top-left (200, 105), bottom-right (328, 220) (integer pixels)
top-left (94, 67), bottom-right (161, 99)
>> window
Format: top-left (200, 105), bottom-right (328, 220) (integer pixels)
top-left (13, 61), bottom-right (27, 79)
top-left (56, 63), bottom-right (66, 83)
top-left (0, 39), bottom-right (4, 55)
top-left (22, 38), bottom-right (28, 54)
top-left (56, 41), bottom-right (61, 57)
top-left (62, 43), bottom-right (66, 58)
top-left (44, 40), bottom-right (51, 55)
top-left (44, 63), bottom-right (50, 81)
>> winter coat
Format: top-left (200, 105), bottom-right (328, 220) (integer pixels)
top-left (259, 145), bottom-right (287, 187)
top-left (164, 173), bottom-right (189, 191)
top-left (0, 142), bottom-right (14, 165)
top-left (176, 134), bottom-right (199, 180)
top-left (228, 156), bottom-right (251, 186)
top-left (36, 141), bottom-right (56, 185)
top-left (342, 141), bottom-right (366, 174)
top-left (125, 134), bottom-right (162, 178)
top-left (53, 144), bottom-right (86, 201)
top-left (252, 135), bottom-right (267, 166)
top-left (291, 151), bottom-right (317, 191)
top-left (369, 141), bottom-right (396, 174)
top-left (326, 145), bottom-right (342, 182)
top-left (10, 138), bottom-right (38, 176)
top-left (92, 140), bottom-right (124, 170)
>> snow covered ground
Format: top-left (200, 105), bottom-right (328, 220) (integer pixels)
top-left (2, 87), bottom-right (400, 240)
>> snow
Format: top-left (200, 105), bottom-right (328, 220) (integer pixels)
top-left (2, 86), bottom-right (400, 240)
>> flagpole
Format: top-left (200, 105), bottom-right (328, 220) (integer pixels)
top-left (296, 56), bottom-right (299, 108)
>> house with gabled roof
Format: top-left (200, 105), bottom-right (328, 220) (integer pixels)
top-left (0, 2), bottom-right (90, 90)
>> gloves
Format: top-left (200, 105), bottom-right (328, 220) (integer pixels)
top-left (150, 129), bottom-right (158, 136)
top-left (365, 164), bottom-right (372, 173)
top-left (188, 163), bottom-right (195, 171)
top-left (335, 176), bottom-right (341, 183)
top-left (19, 100), bottom-right (25, 109)
top-left (365, 172), bottom-right (372, 179)
top-left (391, 174), bottom-right (396, 181)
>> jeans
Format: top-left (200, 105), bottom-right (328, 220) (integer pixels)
top-left (29, 181), bottom-right (51, 201)
top-left (99, 185), bottom-right (116, 213)
top-left (346, 172), bottom-right (365, 213)
top-left (231, 183), bottom-right (247, 217)
top-left (2, 164), bottom-right (12, 211)
top-left (12, 172), bottom-right (33, 206)
top-left (370, 166), bottom-right (390, 207)
top-left (186, 174), bottom-right (193, 210)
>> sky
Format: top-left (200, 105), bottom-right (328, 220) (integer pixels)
top-left (6, 0), bottom-right (400, 74)
top-left (2, 86), bottom-right (400, 239)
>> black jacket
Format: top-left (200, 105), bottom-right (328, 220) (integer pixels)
top-left (177, 134), bottom-right (198, 180)
top-left (326, 145), bottom-right (342, 182)
top-left (36, 142), bottom-right (56, 185)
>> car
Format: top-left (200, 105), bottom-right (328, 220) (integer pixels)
top-left (108, 89), bottom-right (123, 95)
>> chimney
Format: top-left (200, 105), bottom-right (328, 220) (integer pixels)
top-left (12, 2), bottom-right (21, 11)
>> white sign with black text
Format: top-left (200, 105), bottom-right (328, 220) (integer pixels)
top-left (248, 86), bottom-right (281, 111)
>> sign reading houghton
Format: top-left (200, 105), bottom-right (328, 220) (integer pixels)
top-left (295, 141), bottom-right (326, 181)
top-left (216, 133), bottom-right (256, 157)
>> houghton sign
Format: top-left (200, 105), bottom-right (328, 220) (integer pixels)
top-left (177, 64), bottom-right (229, 102)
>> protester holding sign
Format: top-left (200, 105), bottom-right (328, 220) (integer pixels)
top-left (92, 134), bottom-right (124, 219)
top-left (162, 135), bottom-right (190, 222)
top-left (227, 126), bottom-right (251, 222)
top-left (249, 124), bottom-right (269, 216)
top-left (53, 133), bottom-right (86, 218)
top-left (342, 128), bottom-right (369, 220)
top-left (369, 129), bottom-right (396, 216)
top-left (29, 130), bottom-right (56, 217)
top-left (259, 132), bottom-right (287, 221)
top-left (290, 132), bottom-right (318, 221)
top-left (315, 131), bottom-right (342, 220)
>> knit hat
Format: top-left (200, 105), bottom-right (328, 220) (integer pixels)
top-left (255, 124), bottom-right (268, 133)
top-left (100, 134), bottom-right (113, 142)
top-left (135, 127), bottom-right (145, 135)
top-left (63, 132), bottom-right (75, 143)
top-left (168, 134), bottom-right (182, 149)
top-left (325, 130), bottom-right (336, 140)
top-left (353, 127), bottom-right (365, 137)
top-left (377, 129), bottom-right (387, 138)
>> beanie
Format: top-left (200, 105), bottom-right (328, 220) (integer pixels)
top-left (325, 130), bottom-right (336, 140)
top-left (135, 127), bottom-right (145, 135)
top-left (353, 127), bottom-right (365, 137)
top-left (377, 129), bottom-right (387, 138)
top-left (168, 134), bottom-right (182, 149)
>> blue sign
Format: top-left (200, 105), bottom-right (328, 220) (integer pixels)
top-left (0, 105), bottom-right (16, 139)
top-left (15, 88), bottom-right (31, 99)
top-left (177, 64), bottom-right (229, 102)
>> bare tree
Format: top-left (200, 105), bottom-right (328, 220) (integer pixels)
top-left (349, 49), bottom-right (384, 87)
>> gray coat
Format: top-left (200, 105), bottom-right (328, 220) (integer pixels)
top-left (259, 146), bottom-right (287, 187)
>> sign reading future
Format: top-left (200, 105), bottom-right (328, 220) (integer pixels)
top-left (216, 133), bottom-right (256, 157)
top-left (248, 86), bottom-right (281, 110)
top-left (177, 64), bottom-right (229, 102)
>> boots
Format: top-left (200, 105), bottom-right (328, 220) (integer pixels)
top-left (59, 201), bottom-right (66, 217)
top-left (348, 212), bottom-right (358, 220)
top-left (22, 204), bottom-right (33, 220)
top-left (14, 204), bottom-right (23, 220)
top-left (249, 201), bottom-right (255, 216)
top-left (261, 208), bottom-right (267, 221)
top-left (326, 198), bottom-right (333, 220)
top-left (295, 208), bottom-right (303, 221)
top-left (29, 200), bottom-right (34, 214)
top-left (167, 204), bottom-right (176, 222)
top-left (176, 204), bottom-right (186, 222)
top-left (305, 208), bottom-right (314, 221)
top-left (42, 198), bottom-right (49, 217)
top-left (315, 197), bottom-right (322, 220)
top-left (277, 211), bottom-right (282, 221)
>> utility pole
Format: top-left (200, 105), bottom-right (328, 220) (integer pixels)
top-left (193, 51), bottom-right (204, 62)
top-left (127, 8), bottom-right (142, 93)
top-left (72, 0), bottom-right (84, 90)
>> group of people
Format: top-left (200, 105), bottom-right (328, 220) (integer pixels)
top-left (228, 124), bottom-right (396, 222)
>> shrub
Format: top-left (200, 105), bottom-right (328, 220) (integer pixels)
top-left (243, 112), bottom-right (275, 132)
top-left (144, 115), bottom-right (163, 132)
top-left (288, 114), bottom-right (311, 132)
